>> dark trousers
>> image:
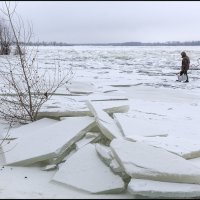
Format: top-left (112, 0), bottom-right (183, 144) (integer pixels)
top-left (180, 70), bottom-right (188, 81)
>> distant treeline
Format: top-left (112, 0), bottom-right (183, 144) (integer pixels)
top-left (24, 41), bottom-right (200, 46)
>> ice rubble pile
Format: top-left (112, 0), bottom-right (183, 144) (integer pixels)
top-left (2, 98), bottom-right (200, 198)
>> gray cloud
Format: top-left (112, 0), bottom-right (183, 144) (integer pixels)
top-left (8, 1), bottom-right (200, 43)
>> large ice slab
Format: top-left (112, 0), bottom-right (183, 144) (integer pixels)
top-left (6, 118), bottom-right (59, 139)
top-left (128, 179), bottom-right (200, 198)
top-left (68, 81), bottom-right (95, 94)
top-left (86, 101), bottom-right (123, 140)
top-left (132, 136), bottom-right (200, 159)
top-left (93, 101), bottom-right (129, 114)
top-left (110, 139), bottom-right (200, 184)
top-left (95, 144), bottom-right (125, 175)
top-left (96, 85), bottom-right (118, 93)
top-left (113, 113), bottom-right (167, 137)
top-left (4, 117), bottom-right (95, 166)
top-left (38, 100), bottom-right (129, 119)
top-left (53, 144), bottom-right (125, 194)
top-left (83, 94), bottom-right (128, 102)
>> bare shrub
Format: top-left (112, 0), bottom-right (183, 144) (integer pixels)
top-left (0, 123), bottom-right (12, 155)
top-left (0, 2), bottom-right (73, 124)
top-left (14, 45), bottom-right (25, 55)
top-left (0, 17), bottom-right (12, 55)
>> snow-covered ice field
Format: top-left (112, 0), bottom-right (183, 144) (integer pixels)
top-left (35, 46), bottom-right (200, 89)
top-left (1, 46), bottom-right (200, 199)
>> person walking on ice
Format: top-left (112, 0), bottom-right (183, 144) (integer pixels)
top-left (176, 51), bottom-right (190, 83)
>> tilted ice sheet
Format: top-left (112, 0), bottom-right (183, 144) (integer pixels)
top-left (128, 179), bottom-right (200, 198)
top-left (95, 143), bottom-right (113, 166)
top-left (75, 133), bottom-right (99, 150)
top-left (130, 135), bottom-right (200, 159)
top-left (95, 144), bottom-right (124, 174)
top-left (86, 101), bottom-right (123, 140)
top-left (38, 95), bottom-right (129, 118)
top-left (110, 139), bottom-right (200, 184)
top-left (4, 118), bottom-right (59, 139)
top-left (53, 144), bottom-right (125, 194)
top-left (4, 117), bottom-right (95, 166)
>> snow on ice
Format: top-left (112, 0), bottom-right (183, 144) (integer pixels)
top-left (1, 46), bottom-right (200, 198)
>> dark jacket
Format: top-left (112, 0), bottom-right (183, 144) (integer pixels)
top-left (181, 52), bottom-right (190, 71)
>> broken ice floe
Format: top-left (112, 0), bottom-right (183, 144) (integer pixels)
top-left (95, 143), bottom-right (113, 166)
top-left (53, 144), bottom-right (125, 194)
top-left (68, 81), bottom-right (95, 94)
top-left (4, 117), bottom-right (95, 166)
top-left (96, 85), bottom-right (118, 93)
top-left (95, 143), bottom-right (126, 176)
top-left (110, 139), bottom-right (200, 184)
top-left (67, 81), bottom-right (120, 95)
top-left (75, 132), bottom-right (100, 150)
top-left (128, 179), bottom-right (200, 198)
top-left (83, 94), bottom-right (128, 102)
top-left (113, 113), bottom-right (168, 137)
top-left (129, 135), bottom-right (200, 159)
top-left (86, 101), bottom-right (123, 140)
top-left (38, 99), bottom-right (129, 119)
top-left (4, 118), bottom-right (59, 140)
top-left (2, 91), bottom-right (200, 197)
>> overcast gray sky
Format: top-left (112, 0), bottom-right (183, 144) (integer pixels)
top-left (12, 1), bottom-right (200, 43)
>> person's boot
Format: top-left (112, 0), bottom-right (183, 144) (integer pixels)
top-left (184, 80), bottom-right (189, 83)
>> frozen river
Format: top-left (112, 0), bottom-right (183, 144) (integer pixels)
top-left (1, 46), bottom-right (200, 199)
top-left (35, 45), bottom-right (200, 91)
top-left (1, 45), bottom-right (200, 92)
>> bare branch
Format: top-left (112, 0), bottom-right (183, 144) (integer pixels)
top-left (0, 1), bottom-right (73, 124)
